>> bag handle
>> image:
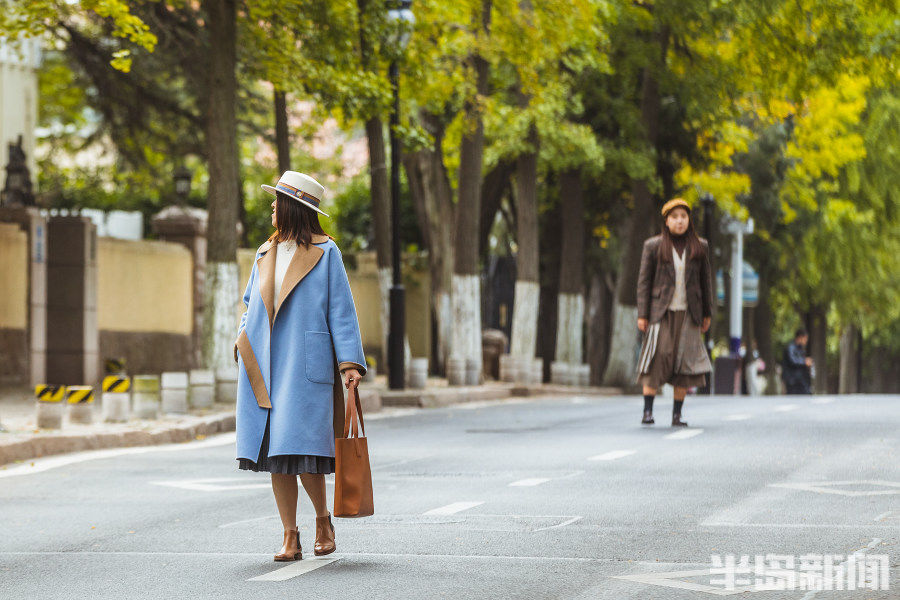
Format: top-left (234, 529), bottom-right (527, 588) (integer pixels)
top-left (342, 381), bottom-right (366, 439)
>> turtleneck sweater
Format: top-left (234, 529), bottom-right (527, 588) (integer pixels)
top-left (669, 232), bottom-right (688, 310)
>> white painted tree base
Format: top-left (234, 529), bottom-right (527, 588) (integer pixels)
top-left (450, 273), bottom-right (482, 375)
top-left (435, 291), bottom-right (451, 373)
top-left (510, 279), bottom-right (539, 359)
top-left (602, 301), bottom-right (639, 386)
top-left (203, 261), bottom-right (239, 373)
top-left (555, 292), bottom-right (585, 364)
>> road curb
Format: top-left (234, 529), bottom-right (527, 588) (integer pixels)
top-left (0, 412), bottom-right (236, 467)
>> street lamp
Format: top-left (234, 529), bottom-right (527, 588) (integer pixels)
top-left (386, 0), bottom-right (414, 390)
top-left (174, 166), bottom-right (192, 206)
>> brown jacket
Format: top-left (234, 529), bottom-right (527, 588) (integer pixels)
top-left (636, 235), bottom-right (714, 326)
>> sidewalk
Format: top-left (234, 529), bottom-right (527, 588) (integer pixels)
top-left (0, 377), bottom-right (622, 467)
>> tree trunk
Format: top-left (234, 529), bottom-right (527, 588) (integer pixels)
top-left (602, 28), bottom-right (668, 386)
top-left (403, 112), bottom-right (455, 374)
top-left (201, 0), bottom-right (240, 372)
top-left (806, 304), bottom-right (828, 394)
top-left (587, 271), bottom-right (614, 385)
top-left (838, 324), bottom-right (859, 394)
top-left (555, 169), bottom-right (586, 365)
top-left (509, 129), bottom-right (539, 362)
top-left (363, 117), bottom-right (396, 367)
top-left (274, 89), bottom-right (290, 173)
top-left (451, 0), bottom-right (491, 376)
top-left (479, 159), bottom-right (514, 260)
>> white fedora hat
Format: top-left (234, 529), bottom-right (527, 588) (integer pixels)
top-left (261, 171), bottom-right (329, 217)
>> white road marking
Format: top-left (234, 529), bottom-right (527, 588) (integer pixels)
top-left (422, 501), bottom-right (484, 516)
top-left (664, 428), bottom-right (704, 440)
top-left (152, 477), bottom-right (334, 493)
top-left (509, 478), bottom-right (550, 487)
top-left (372, 454), bottom-right (434, 469)
top-left (588, 450), bottom-right (636, 461)
top-left (248, 556), bottom-right (340, 581)
top-left (452, 399), bottom-right (528, 410)
top-left (873, 510), bottom-right (895, 522)
top-left (768, 479), bottom-right (900, 497)
top-left (774, 404), bottom-right (799, 412)
top-left (801, 538), bottom-right (883, 600)
top-left (613, 568), bottom-right (756, 596)
top-left (0, 432), bottom-right (237, 479)
top-left (810, 397), bottom-right (835, 405)
top-left (532, 516), bottom-right (583, 532)
top-left (700, 522), bottom-right (898, 529)
top-left (722, 413), bottom-right (751, 421)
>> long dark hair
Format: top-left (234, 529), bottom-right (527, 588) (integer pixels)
top-left (657, 208), bottom-right (705, 262)
top-left (266, 191), bottom-right (328, 247)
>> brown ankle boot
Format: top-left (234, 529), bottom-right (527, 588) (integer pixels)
top-left (314, 513), bottom-right (336, 556)
top-left (274, 528), bottom-right (302, 561)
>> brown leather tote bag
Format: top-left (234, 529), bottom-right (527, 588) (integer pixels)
top-left (333, 382), bottom-right (374, 517)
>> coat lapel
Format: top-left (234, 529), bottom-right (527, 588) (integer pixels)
top-left (256, 234), bottom-right (330, 330)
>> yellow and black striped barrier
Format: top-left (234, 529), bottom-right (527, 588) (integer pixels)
top-left (66, 386), bottom-right (95, 404)
top-left (105, 358), bottom-right (126, 374)
top-left (35, 384), bottom-right (66, 403)
top-left (102, 375), bottom-right (131, 393)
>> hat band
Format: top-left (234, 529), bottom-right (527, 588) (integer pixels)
top-left (276, 182), bottom-right (321, 208)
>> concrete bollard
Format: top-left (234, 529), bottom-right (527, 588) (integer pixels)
top-left (215, 367), bottom-right (238, 403)
top-left (530, 358), bottom-right (544, 384)
top-left (189, 369), bottom-right (215, 409)
top-left (550, 361), bottom-right (571, 385)
top-left (35, 384), bottom-right (66, 429)
top-left (447, 357), bottom-right (467, 386)
top-left (132, 375), bottom-right (160, 419)
top-left (465, 358), bottom-right (481, 385)
top-left (66, 386), bottom-right (95, 424)
top-left (102, 374), bottom-right (132, 423)
top-left (576, 364), bottom-right (591, 387)
top-left (408, 358), bottom-right (428, 389)
top-left (361, 364), bottom-right (377, 384)
top-left (499, 354), bottom-right (516, 383)
top-left (161, 372), bottom-right (189, 414)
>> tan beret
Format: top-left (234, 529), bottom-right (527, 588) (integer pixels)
top-left (661, 197), bottom-right (690, 216)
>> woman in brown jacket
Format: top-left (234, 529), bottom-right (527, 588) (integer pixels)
top-left (635, 198), bottom-right (713, 426)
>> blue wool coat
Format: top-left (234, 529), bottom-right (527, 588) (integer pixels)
top-left (233, 233), bottom-right (367, 462)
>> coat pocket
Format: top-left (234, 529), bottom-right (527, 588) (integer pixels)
top-left (305, 331), bottom-right (335, 385)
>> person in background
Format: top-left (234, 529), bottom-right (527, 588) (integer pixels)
top-left (782, 329), bottom-right (813, 395)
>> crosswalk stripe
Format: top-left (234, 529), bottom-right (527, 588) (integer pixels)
top-left (422, 501), bottom-right (484, 516)
top-left (722, 414), bottom-right (751, 421)
top-left (664, 428), bottom-right (704, 440)
top-left (509, 478), bottom-right (550, 487)
top-left (248, 556), bottom-right (340, 581)
top-left (588, 450), bottom-right (636, 461)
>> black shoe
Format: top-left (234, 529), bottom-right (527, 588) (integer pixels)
top-left (641, 410), bottom-right (655, 425)
top-left (671, 415), bottom-right (688, 427)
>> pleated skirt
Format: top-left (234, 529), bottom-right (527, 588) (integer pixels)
top-left (237, 411), bottom-right (335, 474)
top-left (637, 309), bottom-right (707, 390)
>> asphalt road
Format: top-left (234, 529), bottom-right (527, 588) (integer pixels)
top-left (1, 392), bottom-right (897, 599)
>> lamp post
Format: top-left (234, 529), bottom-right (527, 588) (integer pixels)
top-left (700, 193), bottom-right (715, 350)
top-left (174, 166), bottom-right (192, 206)
top-left (386, 0), bottom-right (414, 390)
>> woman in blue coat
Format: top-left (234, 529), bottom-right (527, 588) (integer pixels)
top-left (233, 171), bottom-right (367, 562)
